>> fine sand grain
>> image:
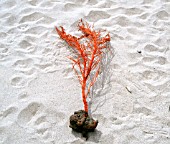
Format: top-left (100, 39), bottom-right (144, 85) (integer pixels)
top-left (0, 0), bottom-right (170, 144)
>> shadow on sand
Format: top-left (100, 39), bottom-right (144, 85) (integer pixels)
top-left (71, 129), bottom-right (102, 142)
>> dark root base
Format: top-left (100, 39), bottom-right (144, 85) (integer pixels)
top-left (69, 110), bottom-right (98, 139)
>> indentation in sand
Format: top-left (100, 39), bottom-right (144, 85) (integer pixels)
top-left (11, 76), bottom-right (23, 86)
top-left (64, 3), bottom-right (81, 11)
top-left (85, 10), bottom-right (110, 22)
top-left (28, 0), bottom-right (41, 6)
top-left (13, 58), bottom-right (33, 68)
top-left (17, 102), bottom-right (44, 126)
top-left (144, 44), bottom-right (158, 52)
top-left (125, 8), bottom-right (144, 15)
top-left (156, 10), bottom-right (169, 20)
top-left (114, 16), bottom-right (132, 27)
top-left (19, 40), bottom-right (32, 48)
top-left (0, 106), bottom-right (18, 126)
top-left (20, 12), bottom-right (53, 24)
top-left (0, 0), bottom-right (16, 10)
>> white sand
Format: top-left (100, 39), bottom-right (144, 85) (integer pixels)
top-left (0, 0), bottom-right (170, 143)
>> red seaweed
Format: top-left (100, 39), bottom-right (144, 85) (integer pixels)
top-left (56, 19), bottom-right (110, 113)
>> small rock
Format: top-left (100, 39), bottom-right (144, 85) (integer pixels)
top-left (69, 110), bottom-right (98, 139)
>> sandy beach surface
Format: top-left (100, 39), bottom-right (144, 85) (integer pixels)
top-left (0, 0), bottom-right (170, 143)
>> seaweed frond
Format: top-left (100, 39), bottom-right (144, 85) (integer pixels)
top-left (56, 19), bottom-right (110, 112)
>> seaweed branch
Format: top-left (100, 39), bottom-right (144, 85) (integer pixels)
top-left (56, 19), bottom-right (110, 113)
